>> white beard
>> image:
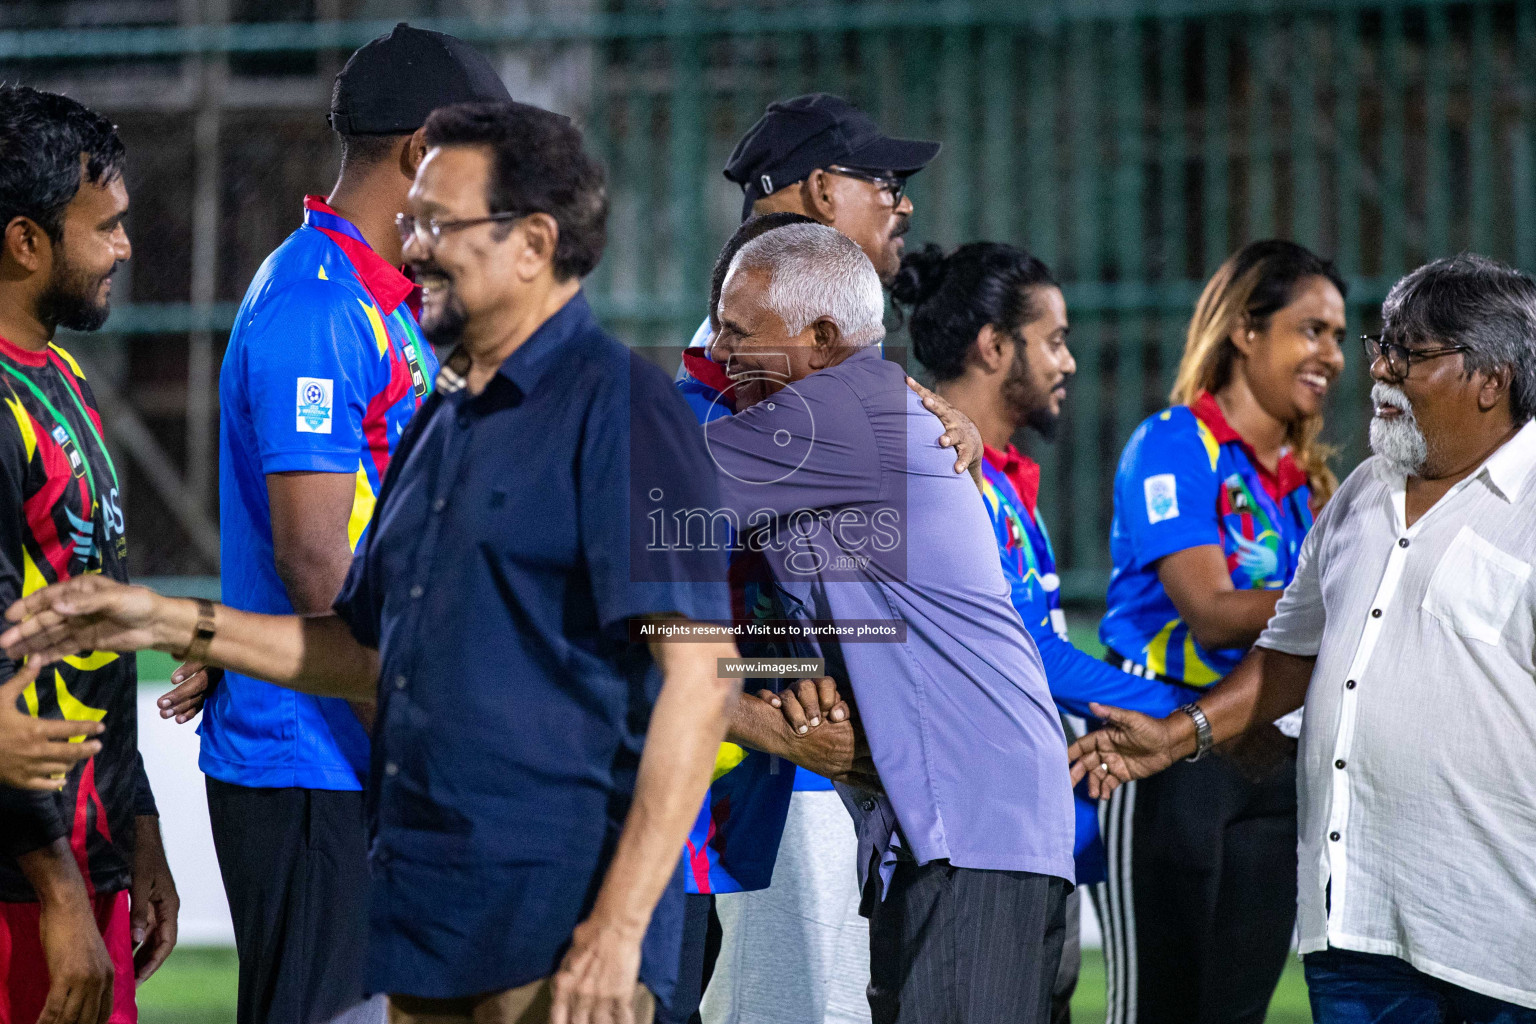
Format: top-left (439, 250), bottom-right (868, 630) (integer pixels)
top-left (1368, 381), bottom-right (1429, 476)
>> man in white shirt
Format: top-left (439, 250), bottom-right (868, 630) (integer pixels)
top-left (1068, 254), bottom-right (1536, 1023)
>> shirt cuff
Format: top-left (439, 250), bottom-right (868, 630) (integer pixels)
top-left (1134, 526), bottom-right (1225, 569)
top-left (260, 449), bottom-right (360, 475)
top-left (1255, 633), bottom-right (1322, 659)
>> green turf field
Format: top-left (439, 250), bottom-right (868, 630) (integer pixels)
top-left (136, 946), bottom-right (1314, 1022)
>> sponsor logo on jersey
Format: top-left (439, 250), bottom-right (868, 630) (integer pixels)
top-left (1144, 472), bottom-right (1179, 523)
top-left (297, 377), bottom-right (334, 434)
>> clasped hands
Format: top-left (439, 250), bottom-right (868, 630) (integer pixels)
top-left (750, 676), bottom-right (881, 792)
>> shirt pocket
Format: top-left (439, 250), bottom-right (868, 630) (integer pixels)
top-left (1421, 526), bottom-right (1533, 645)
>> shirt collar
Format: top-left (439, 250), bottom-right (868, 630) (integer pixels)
top-left (1188, 390), bottom-right (1309, 499)
top-left (682, 349), bottom-right (738, 408)
top-left (982, 443), bottom-right (1041, 516)
top-left (493, 289), bottom-right (596, 398)
top-left (0, 333), bottom-right (51, 367)
top-left (1481, 418), bottom-right (1536, 500)
top-left (302, 195), bottom-right (416, 315)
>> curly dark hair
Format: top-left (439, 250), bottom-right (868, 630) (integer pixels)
top-left (424, 101), bottom-right (607, 281)
top-left (890, 241), bottom-right (1060, 382)
top-left (0, 85), bottom-right (125, 244)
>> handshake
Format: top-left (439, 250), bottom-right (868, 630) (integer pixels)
top-left (743, 676), bottom-right (882, 793)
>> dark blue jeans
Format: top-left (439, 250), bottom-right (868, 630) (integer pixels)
top-left (1305, 947), bottom-right (1536, 1024)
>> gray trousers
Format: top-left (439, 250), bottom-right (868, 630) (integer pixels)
top-left (1053, 886), bottom-right (1081, 1024)
top-left (703, 790), bottom-right (872, 1024)
top-left (866, 861), bottom-right (1070, 1024)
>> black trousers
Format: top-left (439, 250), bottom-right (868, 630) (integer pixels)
top-left (206, 777), bottom-right (376, 1024)
top-left (1091, 750), bottom-right (1298, 1024)
top-left (867, 861), bottom-right (1069, 1024)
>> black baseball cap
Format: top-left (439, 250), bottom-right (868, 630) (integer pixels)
top-left (723, 93), bottom-right (940, 220)
top-left (329, 23), bottom-right (512, 135)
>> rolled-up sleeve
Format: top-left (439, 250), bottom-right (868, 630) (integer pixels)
top-left (1257, 513), bottom-right (1328, 657)
top-left (582, 356), bottom-right (730, 636)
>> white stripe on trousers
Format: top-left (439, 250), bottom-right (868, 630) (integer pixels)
top-left (1093, 779), bottom-right (1139, 1024)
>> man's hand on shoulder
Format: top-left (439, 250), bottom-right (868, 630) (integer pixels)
top-left (906, 376), bottom-right (984, 488)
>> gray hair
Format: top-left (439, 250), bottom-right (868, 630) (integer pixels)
top-left (728, 223), bottom-right (886, 348)
top-left (1382, 254), bottom-right (1536, 423)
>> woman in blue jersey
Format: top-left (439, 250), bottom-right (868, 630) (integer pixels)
top-left (1097, 240), bottom-right (1347, 1024)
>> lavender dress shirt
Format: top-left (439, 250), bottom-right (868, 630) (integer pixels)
top-left (703, 347), bottom-right (1075, 887)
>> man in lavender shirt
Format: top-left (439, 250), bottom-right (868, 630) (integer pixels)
top-left (699, 222), bottom-right (1076, 1024)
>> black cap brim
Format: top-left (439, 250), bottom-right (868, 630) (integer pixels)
top-left (839, 135), bottom-right (941, 177)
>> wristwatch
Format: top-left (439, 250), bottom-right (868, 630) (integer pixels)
top-left (1177, 702), bottom-right (1213, 762)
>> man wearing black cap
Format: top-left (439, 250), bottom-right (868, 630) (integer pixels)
top-left (667, 96), bottom-right (940, 1024)
top-left (724, 93), bottom-right (938, 285)
top-left (152, 24), bottom-right (510, 1024)
top-left (679, 93), bottom-right (936, 371)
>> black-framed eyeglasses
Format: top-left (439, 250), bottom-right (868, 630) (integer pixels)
top-left (826, 165), bottom-right (906, 206)
top-left (1360, 334), bottom-right (1472, 380)
top-left (395, 211), bottom-right (528, 248)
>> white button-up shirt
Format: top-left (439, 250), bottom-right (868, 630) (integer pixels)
top-left (1259, 418), bottom-right (1536, 1009)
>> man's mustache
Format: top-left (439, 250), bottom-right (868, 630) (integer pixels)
top-left (411, 261), bottom-right (454, 283)
top-left (1372, 381), bottom-right (1412, 413)
top-left (890, 216), bottom-right (910, 240)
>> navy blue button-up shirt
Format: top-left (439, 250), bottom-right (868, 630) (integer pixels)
top-left (334, 291), bottom-right (730, 1001)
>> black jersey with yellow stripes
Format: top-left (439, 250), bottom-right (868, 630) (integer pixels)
top-left (0, 335), bottom-right (144, 902)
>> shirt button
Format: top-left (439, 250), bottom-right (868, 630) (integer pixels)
top-left (432, 497), bottom-right (446, 513)
top-left (1345, 679), bottom-right (1357, 689)
top-left (410, 585), bottom-right (424, 599)
top-left (456, 414), bottom-right (471, 429)
top-left (1329, 831), bottom-right (1341, 841)
top-left (861, 799), bottom-right (876, 812)
top-left (1370, 609), bottom-right (1382, 618)
top-left (1335, 759), bottom-right (1346, 769)
top-left (1398, 538), bottom-right (1409, 548)
top-left (394, 675), bottom-right (407, 690)
top-left (385, 762), bottom-right (399, 777)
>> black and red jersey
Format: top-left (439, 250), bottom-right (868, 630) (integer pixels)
top-left (0, 334), bottom-right (153, 903)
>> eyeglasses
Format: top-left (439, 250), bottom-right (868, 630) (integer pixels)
top-left (395, 211), bottom-right (528, 248)
top-left (1360, 334), bottom-right (1473, 380)
top-left (826, 165), bottom-right (907, 206)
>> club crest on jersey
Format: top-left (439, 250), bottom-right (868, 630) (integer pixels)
top-left (296, 377), bottom-right (334, 434)
top-left (51, 425), bottom-right (86, 478)
top-left (405, 350), bottom-right (428, 397)
top-left (1224, 474), bottom-right (1252, 513)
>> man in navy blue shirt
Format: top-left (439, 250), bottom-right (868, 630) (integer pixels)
top-left (155, 25), bottom-right (510, 1024)
top-left (1, 101), bottom-right (737, 1024)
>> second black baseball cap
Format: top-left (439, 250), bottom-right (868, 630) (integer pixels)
top-left (723, 93), bottom-right (940, 220)
top-left (329, 23), bottom-right (512, 135)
